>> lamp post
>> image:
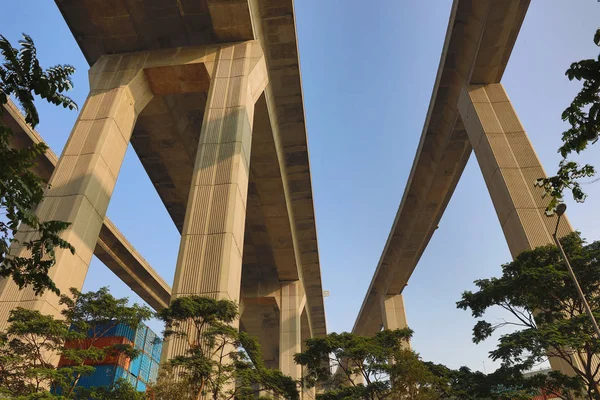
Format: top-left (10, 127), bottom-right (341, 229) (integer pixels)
top-left (552, 203), bottom-right (600, 338)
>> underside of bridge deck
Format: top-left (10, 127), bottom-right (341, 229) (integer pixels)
top-left (54, 0), bottom-right (326, 338)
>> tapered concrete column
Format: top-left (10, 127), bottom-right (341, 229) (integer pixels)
top-left (457, 84), bottom-right (572, 257)
top-left (300, 308), bottom-right (317, 399)
top-left (381, 294), bottom-right (408, 331)
top-left (164, 41), bottom-right (268, 360)
top-left (0, 57), bottom-right (153, 329)
top-left (279, 281), bottom-right (306, 381)
top-left (458, 83), bottom-right (575, 374)
top-left (380, 294), bottom-right (410, 351)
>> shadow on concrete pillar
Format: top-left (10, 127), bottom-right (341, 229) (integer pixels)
top-left (279, 281), bottom-right (305, 382)
top-left (162, 40), bottom-right (269, 362)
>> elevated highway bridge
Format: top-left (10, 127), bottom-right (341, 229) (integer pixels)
top-left (2, 0), bottom-right (326, 389)
top-left (352, 0), bottom-right (574, 374)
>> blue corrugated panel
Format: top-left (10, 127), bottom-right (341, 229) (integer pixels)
top-left (54, 366), bottom-right (150, 394)
top-left (86, 322), bottom-right (135, 342)
top-left (129, 354), bottom-right (142, 377)
top-left (136, 380), bottom-right (147, 392)
top-left (113, 323), bottom-right (135, 342)
top-left (151, 339), bottom-right (163, 362)
top-left (129, 354), bottom-right (142, 376)
top-left (127, 373), bottom-right (137, 387)
top-left (145, 328), bottom-right (155, 342)
top-left (77, 365), bottom-right (124, 388)
top-left (143, 340), bottom-right (153, 355)
top-left (149, 360), bottom-right (159, 383)
top-left (140, 353), bottom-right (151, 382)
top-left (134, 325), bottom-right (147, 350)
top-left (144, 330), bottom-right (155, 355)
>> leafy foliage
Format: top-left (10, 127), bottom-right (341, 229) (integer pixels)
top-left (388, 349), bottom-right (447, 400)
top-left (427, 363), bottom-right (580, 400)
top-left (0, 308), bottom-right (70, 396)
top-left (0, 34), bottom-right (77, 295)
top-left (146, 365), bottom-right (196, 400)
top-left (55, 287), bottom-right (153, 397)
top-left (74, 378), bottom-right (146, 400)
top-left (0, 287), bottom-right (152, 398)
top-left (539, 28), bottom-right (600, 210)
top-left (156, 296), bottom-right (298, 400)
top-left (295, 328), bottom-right (445, 400)
top-left (457, 232), bottom-right (600, 400)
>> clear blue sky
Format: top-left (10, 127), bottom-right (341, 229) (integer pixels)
top-left (3, 1), bottom-right (600, 373)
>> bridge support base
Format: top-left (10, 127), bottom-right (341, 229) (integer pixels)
top-left (279, 281), bottom-right (306, 381)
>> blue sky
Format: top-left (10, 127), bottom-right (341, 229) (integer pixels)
top-left (3, 1), bottom-right (600, 372)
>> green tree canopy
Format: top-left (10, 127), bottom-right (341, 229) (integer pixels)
top-left (74, 378), bottom-right (146, 400)
top-left (457, 232), bottom-right (599, 399)
top-left (294, 328), bottom-right (446, 400)
top-left (0, 287), bottom-right (152, 399)
top-left (0, 34), bottom-right (77, 295)
top-left (426, 363), bottom-right (579, 400)
top-left (539, 28), bottom-right (600, 210)
top-left (156, 296), bottom-right (298, 400)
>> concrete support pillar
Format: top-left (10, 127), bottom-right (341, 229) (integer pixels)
top-left (380, 294), bottom-right (410, 351)
top-left (303, 386), bottom-right (316, 400)
top-left (300, 308), bottom-right (317, 399)
top-left (457, 84), bottom-right (572, 257)
top-left (164, 41), bottom-right (268, 360)
top-left (0, 58), bottom-right (153, 329)
top-left (457, 83), bottom-right (575, 374)
top-left (279, 281), bottom-right (305, 382)
top-left (381, 294), bottom-right (408, 331)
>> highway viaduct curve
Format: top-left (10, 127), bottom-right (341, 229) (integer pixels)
top-left (1, 0), bottom-right (326, 389)
top-left (352, 0), bottom-right (575, 373)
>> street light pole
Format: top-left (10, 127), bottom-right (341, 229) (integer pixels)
top-left (552, 203), bottom-right (600, 338)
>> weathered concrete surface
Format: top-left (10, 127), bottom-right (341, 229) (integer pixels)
top-left (353, 0), bottom-right (531, 337)
top-left (55, 0), bottom-right (326, 337)
top-left (2, 99), bottom-right (171, 311)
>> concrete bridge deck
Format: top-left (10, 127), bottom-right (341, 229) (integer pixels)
top-left (353, 0), bottom-right (531, 336)
top-left (54, 0), bottom-right (326, 338)
top-left (354, 4), bottom-right (574, 375)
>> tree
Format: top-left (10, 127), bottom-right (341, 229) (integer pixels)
top-left (294, 328), bottom-right (445, 400)
top-left (457, 232), bottom-right (600, 400)
top-left (538, 28), bottom-right (600, 210)
top-left (388, 349), bottom-right (447, 400)
top-left (156, 296), bottom-right (298, 400)
top-left (0, 34), bottom-right (77, 295)
top-left (54, 287), bottom-right (153, 397)
top-left (75, 378), bottom-right (146, 400)
top-left (425, 363), bottom-right (578, 400)
top-left (0, 287), bottom-right (152, 398)
top-left (146, 365), bottom-right (195, 400)
top-left (0, 308), bottom-right (70, 397)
